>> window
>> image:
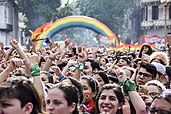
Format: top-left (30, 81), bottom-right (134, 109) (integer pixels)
top-left (141, 6), bottom-right (148, 21)
top-left (169, 5), bottom-right (171, 19)
top-left (152, 6), bottom-right (158, 20)
top-left (145, 6), bottom-right (148, 20)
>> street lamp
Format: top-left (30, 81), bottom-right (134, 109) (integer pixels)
top-left (160, 0), bottom-right (170, 46)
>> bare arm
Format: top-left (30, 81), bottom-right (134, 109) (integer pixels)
top-left (10, 38), bottom-right (30, 74)
top-left (0, 58), bottom-right (23, 83)
top-left (29, 53), bottom-right (44, 98)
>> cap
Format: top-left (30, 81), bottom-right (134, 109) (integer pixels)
top-left (151, 62), bottom-right (166, 75)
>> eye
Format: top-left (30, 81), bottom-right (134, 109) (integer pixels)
top-left (100, 95), bottom-right (106, 100)
top-left (53, 100), bottom-right (62, 106)
top-left (83, 87), bottom-right (88, 90)
top-left (1, 102), bottom-right (12, 108)
top-left (46, 99), bottom-right (50, 105)
top-left (109, 96), bottom-right (116, 101)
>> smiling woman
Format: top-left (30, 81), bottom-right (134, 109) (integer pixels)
top-left (95, 84), bottom-right (125, 114)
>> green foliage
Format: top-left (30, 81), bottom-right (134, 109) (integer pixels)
top-left (76, 0), bottom-right (134, 34)
top-left (16, 0), bottom-right (74, 36)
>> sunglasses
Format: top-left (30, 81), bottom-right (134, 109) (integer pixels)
top-left (147, 107), bottom-right (171, 114)
top-left (148, 92), bottom-right (160, 99)
top-left (138, 72), bottom-right (152, 79)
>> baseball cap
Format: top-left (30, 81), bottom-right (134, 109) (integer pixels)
top-left (151, 62), bottom-right (166, 75)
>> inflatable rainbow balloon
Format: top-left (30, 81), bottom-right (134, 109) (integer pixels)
top-left (31, 16), bottom-right (119, 50)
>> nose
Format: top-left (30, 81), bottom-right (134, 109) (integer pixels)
top-left (46, 102), bottom-right (55, 111)
top-left (104, 97), bottom-right (110, 104)
top-left (138, 74), bottom-right (144, 79)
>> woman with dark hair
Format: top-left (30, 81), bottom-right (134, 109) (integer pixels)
top-left (95, 73), bottom-right (146, 114)
top-left (116, 56), bottom-right (131, 67)
top-left (95, 84), bottom-right (125, 114)
top-left (0, 80), bottom-right (45, 114)
top-left (61, 76), bottom-right (84, 104)
top-left (99, 56), bottom-right (108, 70)
top-left (46, 84), bottom-right (79, 114)
top-left (138, 43), bottom-right (153, 58)
top-left (79, 76), bottom-right (99, 114)
top-left (93, 71), bottom-right (109, 87)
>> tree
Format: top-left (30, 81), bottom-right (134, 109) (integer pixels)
top-left (16, 0), bottom-right (74, 36)
top-left (76, 0), bottom-right (134, 35)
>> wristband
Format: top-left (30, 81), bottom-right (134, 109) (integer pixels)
top-left (122, 78), bottom-right (136, 96)
top-left (30, 64), bottom-right (40, 77)
top-left (59, 74), bottom-right (65, 81)
top-left (78, 61), bottom-right (85, 70)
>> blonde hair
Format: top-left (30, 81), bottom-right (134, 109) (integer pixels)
top-left (145, 80), bottom-right (166, 92)
top-left (150, 52), bottom-right (168, 66)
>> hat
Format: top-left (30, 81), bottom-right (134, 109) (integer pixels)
top-left (150, 52), bottom-right (168, 65)
top-left (151, 62), bottom-right (166, 75)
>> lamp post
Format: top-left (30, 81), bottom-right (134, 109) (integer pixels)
top-left (160, 0), bottom-right (170, 47)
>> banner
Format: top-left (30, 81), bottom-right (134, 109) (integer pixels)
top-left (108, 43), bottom-right (156, 51)
top-left (141, 35), bottom-right (168, 49)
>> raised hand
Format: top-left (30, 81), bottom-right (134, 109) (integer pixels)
top-left (64, 37), bottom-right (70, 48)
top-left (10, 37), bottom-right (19, 49)
top-left (116, 68), bottom-right (127, 82)
top-left (29, 53), bottom-right (39, 66)
top-left (91, 45), bottom-right (98, 54)
top-left (51, 66), bottom-right (62, 77)
top-left (8, 58), bottom-right (24, 70)
top-left (0, 60), bottom-right (7, 72)
top-left (77, 45), bottom-right (88, 62)
top-left (67, 57), bottom-right (77, 66)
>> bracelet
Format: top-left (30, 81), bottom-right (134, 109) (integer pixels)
top-left (59, 74), bottom-right (65, 81)
top-left (30, 64), bottom-right (40, 77)
top-left (78, 61), bottom-right (85, 70)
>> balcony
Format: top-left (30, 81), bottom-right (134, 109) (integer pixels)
top-left (140, 0), bottom-right (160, 5)
top-left (141, 19), bottom-right (171, 27)
top-left (141, 0), bottom-right (159, 3)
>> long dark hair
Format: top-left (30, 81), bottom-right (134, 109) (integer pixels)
top-left (95, 84), bottom-right (125, 114)
top-left (138, 43), bottom-right (153, 58)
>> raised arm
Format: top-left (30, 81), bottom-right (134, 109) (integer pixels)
top-left (117, 69), bottom-right (146, 114)
top-left (0, 58), bottom-right (23, 83)
top-left (29, 53), bottom-right (44, 98)
top-left (10, 38), bottom-right (30, 74)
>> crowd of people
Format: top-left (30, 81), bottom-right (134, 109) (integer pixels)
top-left (0, 37), bottom-right (171, 114)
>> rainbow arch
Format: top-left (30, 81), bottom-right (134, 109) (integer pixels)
top-left (35, 16), bottom-right (119, 49)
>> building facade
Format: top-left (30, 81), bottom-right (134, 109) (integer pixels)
top-left (140, 0), bottom-right (171, 38)
top-left (0, 0), bottom-right (18, 46)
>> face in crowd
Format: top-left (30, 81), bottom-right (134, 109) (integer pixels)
top-left (46, 84), bottom-right (78, 114)
top-left (79, 76), bottom-right (98, 105)
top-left (147, 91), bottom-right (171, 114)
top-left (96, 84), bottom-right (125, 114)
top-left (136, 62), bottom-right (157, 86)
top-left (0, 80), bottom-right (44, 114)
top-left (142, 46), bottom-right (149, 54)
top-left (83, 61), bottom-right (93, 75)
top-left (136, 67), bottom-right (153, 86)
